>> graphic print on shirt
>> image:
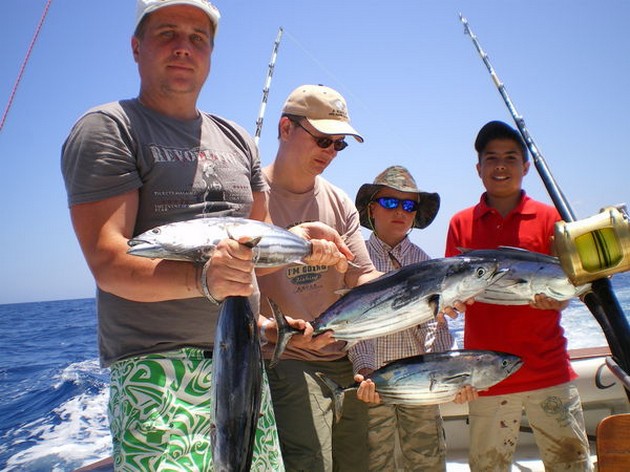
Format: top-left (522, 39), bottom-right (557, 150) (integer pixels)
top-left (286, 264), bottom-right (329, 293)
top-left (147, 144), bottom-right (251, 216)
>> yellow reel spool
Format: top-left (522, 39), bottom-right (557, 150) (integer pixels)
top-left (554, 205), bottom-right (630, 286)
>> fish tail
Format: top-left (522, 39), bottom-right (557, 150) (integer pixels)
top-left (266, 298), bottom-right (299, 369)
top-left (315, 372), bottom-right (345, 424)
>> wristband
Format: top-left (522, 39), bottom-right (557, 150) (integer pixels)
top-left (199, 261), bottom-right (222, 305)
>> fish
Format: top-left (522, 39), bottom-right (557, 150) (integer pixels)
top-left (210, 295), bottom-right (263, 472)
top-left (316, 350), bottom-right (523, 422)
top-left (457, 247), bottom-right (592, 305)
top-left (268, 256), bottom-right (508, 367)
top-left (127, 216), bottom-right (311, 267)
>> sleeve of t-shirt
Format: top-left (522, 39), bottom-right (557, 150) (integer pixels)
top-left (61, 110), bottom-right (141, 207)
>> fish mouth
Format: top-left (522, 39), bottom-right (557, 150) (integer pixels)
top-left (127, 238), bottom-right (149, 248)
top-left (508, 358), bottom-right (524, 374)
top-left (126, 239), bottom-right (161, 256)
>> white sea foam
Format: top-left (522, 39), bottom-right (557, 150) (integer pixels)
top-left (4, 361), bottom-right (112, 471)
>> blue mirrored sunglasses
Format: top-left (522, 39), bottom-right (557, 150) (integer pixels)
top-left (374, 197), bottom-right (419, 213)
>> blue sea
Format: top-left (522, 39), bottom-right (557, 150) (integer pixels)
top-left (1, 274), bottom-right (630, 471)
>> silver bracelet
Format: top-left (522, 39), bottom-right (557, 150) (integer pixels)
top-left (200, 260), bottom-right (222, 305)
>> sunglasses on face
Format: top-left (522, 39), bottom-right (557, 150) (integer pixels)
top-left (291, 119), bottom-right (349, 152)
top-left (374, 197), bottom-right (419, 213)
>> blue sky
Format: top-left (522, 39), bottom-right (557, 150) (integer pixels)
top-left (1, 0), bottom-right (628, 304)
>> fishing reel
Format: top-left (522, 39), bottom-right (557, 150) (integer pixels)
top-left (554, 204), bottom-right (630, 285)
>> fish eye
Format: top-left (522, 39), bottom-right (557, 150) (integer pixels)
top-left (151, 228), bottom-right (161, 235)
top-left (475, 267), bottom-right (487, 277)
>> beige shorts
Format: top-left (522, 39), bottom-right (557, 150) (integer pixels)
top-left (468, 382), bottom-right (592, 472)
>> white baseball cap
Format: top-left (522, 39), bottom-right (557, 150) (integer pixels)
top-left (135, 0), bottom-right (221, 37)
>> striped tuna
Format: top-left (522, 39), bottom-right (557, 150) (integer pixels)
top-left (457, 247), bottom-right (592, 305)
top-left (127, 216), bottom-right (311, 267)
top-left (317, 350), bottom-right (523, 422)
top-left (268, 256), bottom-right (508, 367)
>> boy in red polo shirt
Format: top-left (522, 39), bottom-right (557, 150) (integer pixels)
top-left (445, 121), bottom-right (592, 471)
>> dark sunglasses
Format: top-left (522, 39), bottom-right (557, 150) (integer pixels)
top-left (291, 119), bottom-right (348, 151)
top-left (374, 197), bottom-right (419, 213)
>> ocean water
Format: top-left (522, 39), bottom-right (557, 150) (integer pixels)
top-left (1, 274), bottom-right (630, 471)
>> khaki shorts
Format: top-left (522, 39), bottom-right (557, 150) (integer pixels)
top-left (468, 382), bottom-right (592, 472)
top-left (367, 402), bottom-right (446, 471)
top-left (109, 348), bottom-right (284, 471)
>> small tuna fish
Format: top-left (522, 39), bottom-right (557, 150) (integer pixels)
top-left (127, 216), bottom-right (311, 267)
top-left (457, 247), bottom-right (592, 305)
top-left (268, 256), bottom-right (508, 367)
top-left (210, 295), bottom-right (263, 472)
top-left (317, 350), bottom-right (523, 422)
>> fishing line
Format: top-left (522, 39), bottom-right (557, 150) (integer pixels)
top-left (0, 0), bottom-right (53, 133)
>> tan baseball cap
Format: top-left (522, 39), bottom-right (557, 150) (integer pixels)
top-left (135, 0), bottom-right (221, 36)
top-left (282, 84), bottom-right (364, 142)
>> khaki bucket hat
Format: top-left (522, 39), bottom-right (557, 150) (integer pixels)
top-left (355, 165), bottom-right (440, 229)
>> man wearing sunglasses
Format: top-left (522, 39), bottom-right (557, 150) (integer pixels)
top-left (349, 165), bottom-right (456, 471)
top-left (256, 84), bottom-right (382, 471)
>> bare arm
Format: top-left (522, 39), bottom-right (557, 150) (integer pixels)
top-left (70, 189), bottom-right (256, 302)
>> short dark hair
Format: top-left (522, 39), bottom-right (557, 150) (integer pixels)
top-left (475, 120), bottom-right (529, 162)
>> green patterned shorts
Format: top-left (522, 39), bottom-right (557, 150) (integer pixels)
top-left (108, 348), bottom-right (285, 471)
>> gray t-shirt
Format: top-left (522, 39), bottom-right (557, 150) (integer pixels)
top-left (61, 99), bottom-right (267, 366)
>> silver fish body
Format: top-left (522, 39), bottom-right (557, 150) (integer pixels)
top-left (368, 350), bottom-right (522, 404)
top-left (458, 247), bottom-right (592, 305)
top-left (317, 350), bottom-right (522, 422)
top-left (311, 257), bottom-right (507, 340)
top-left (268, 256), bottom-right (507, 368)
top-left (127, 216), bottom-right (311, 267)
top-left (210, 296), bottom-right (263, 471)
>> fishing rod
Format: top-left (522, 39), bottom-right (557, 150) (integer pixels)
top-left (460, 13), bottom-right (630, 389)
top-left (254, 27), bottom-right (284, 146)
top-left (1, 0), bottom-right (53, 133)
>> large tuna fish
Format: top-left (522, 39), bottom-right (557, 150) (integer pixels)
top-left (268, 256), bottom-right (508, 367)
top-left (127, 216), bottom-right (311, 267)
top-left (317, 350), bottom-right (523, 422)
top-left (210, 295), bottom-right (263, 472)
top-left (457, 247), bottom-right (592, 305)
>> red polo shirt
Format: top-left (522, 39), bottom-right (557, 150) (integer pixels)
top-left (445, 192), bottom-right (576, 395)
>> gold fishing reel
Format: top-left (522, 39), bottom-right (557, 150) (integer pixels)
top-left (554, 204), bottom-right (630, 285)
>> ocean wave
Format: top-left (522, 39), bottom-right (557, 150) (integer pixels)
top-left (0, 364), bottom-right (111, 471)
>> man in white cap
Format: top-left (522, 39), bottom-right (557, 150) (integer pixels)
top-left (256, 84), bottom-right (382, 471)
top-left (61, 4), bottom-right (351, 470)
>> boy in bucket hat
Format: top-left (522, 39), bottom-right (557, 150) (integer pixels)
top-left (350, 165), bottom-right (457, 471)
top-left (445, 121), bottom-right (592, 470)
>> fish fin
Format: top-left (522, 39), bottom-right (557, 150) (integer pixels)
top-left (334, 288), bottom-right (352, 297)
top-left (315, 372), bottom-right (351, 424)
top-left (225, 226), bottom-right (262, 248)
top-left (266, 298), bottom-right (300, 369)
top-left (428, 294), bottom-right (441, 317)
top-left (456, 247), bottom-right (472, 255)
top-left (441, 373), bottom-right (471, 386)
